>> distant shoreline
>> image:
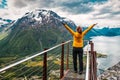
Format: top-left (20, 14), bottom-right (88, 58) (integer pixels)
top-left (97, 53), bottom-right (107, 58)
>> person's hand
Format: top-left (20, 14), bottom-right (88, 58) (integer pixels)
top-left (93, 23), bottom-right (97, 26)
top-left (61, 22), bottom-right (66, 25)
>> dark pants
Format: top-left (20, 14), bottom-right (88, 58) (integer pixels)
top-left (73, 47), bottom-right (83, 72)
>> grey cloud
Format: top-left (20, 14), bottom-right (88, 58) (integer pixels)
top-left (110, 11), bottom-right (120, 16)
top-left (13, 0), bottom-right (53, 8)
top-left (94, 6), bottom-right (112, 16)
top-left (12, 0), bottom-right (110, 15)
top-left (91, 12), bottom-right (120, 20)
top-left (91, 14), bottom-right (120, 20)
top-left (49, 0), bottom-right (107, 14)
top-left (26, 0), bottom-right (55, 9)
top-left (93, 12), bottom-right (120, 20)
top-left (61, 2), bottom-right (94, 14)
top-left (2, 13), bottom-right (9, 16)
top-left (91, 14), bottom-right (111, 19)
top-left (91, 0), bottom-right (120, 20)
top-left (27, 0), bottom-right (94, 14)
top-left (13, 0), bottom-right (27, 8)
top-left (91, 15), bottom-right (120, 21)
top-left (38, 0), bottom-right (55, 8)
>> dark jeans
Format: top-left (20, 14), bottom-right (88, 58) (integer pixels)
top-left (73, 47), bottom-right (83, 72)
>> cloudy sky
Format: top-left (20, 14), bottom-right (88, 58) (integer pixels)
top-left (0, 0), bottom-right (120, 27)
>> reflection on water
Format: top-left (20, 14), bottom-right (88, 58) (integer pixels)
top-left (91, 36), bottom-right (120, 70)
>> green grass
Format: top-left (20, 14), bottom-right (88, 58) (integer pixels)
top-left (0, 32), bottom-right (8, 40)
top-left (0, 56), bottom-right (17, 68)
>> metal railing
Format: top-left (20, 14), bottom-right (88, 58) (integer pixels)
top-left (0, 40), bottom-right (97, 80)
top-left (0, 40), bottom-right (72, 80)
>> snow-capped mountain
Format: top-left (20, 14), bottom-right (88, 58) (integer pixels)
top-left (13, 9), bottom-right (76, 29)
top-left (0, 9), bottom-right (76, 56)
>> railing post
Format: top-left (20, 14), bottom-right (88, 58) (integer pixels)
top-left (66, 43), bottom-right (69, 70)
top-left (93, 51), bottom-right (97, 80)
top-left (90, 41), bottom-right (94, 54)
top-left (89, 51), bottom-right (92, 80)
top-left (89, 41), bottom-right (97, 80)
top-left (89, 41), bottom-right (94, 80)
top-left (60, 42), bottom-right (64, 79)
top-left (43, 48), bottom-right (47, 80)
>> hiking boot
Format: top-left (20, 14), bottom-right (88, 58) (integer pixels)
top-left (79, 71), bottom-right (83, 75)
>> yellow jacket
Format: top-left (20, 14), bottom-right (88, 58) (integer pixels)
top-left (63, 24), bottom-right (95, 47)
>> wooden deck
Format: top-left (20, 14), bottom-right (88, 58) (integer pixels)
top-left (62, 70), bottom-right (85, 80)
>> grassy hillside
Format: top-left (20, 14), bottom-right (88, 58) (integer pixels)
top-left (0, 32), bottom-right (9, 40)
top-left (0, 25), bottom-right (70, 57)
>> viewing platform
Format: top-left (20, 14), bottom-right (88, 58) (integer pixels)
top-left (63, 70), bottom-right (85, 80)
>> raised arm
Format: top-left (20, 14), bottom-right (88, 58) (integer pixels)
top-left (62, 23), bottom-right (75, 35)
top-left (83, 23), bottom-right (97, 35)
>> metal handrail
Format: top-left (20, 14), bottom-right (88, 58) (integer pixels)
top-left (85, 42), bottom-right (90, 80)
top-left (0, 40), bottom-right (71, 72)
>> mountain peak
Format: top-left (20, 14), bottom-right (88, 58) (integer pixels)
top-left (23, 9), bottom-right (61, 22)
top-left (15, 9), bottom-right (76, 29)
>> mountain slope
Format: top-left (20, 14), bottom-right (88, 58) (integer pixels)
top-left (0, 9), bottom-right (76, 56)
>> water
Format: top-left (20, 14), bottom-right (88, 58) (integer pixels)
top-left (91, 36), bottom-right (120, 71)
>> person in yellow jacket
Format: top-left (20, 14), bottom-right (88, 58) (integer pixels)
top-left (62, 23), bottom-right (97, 74)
